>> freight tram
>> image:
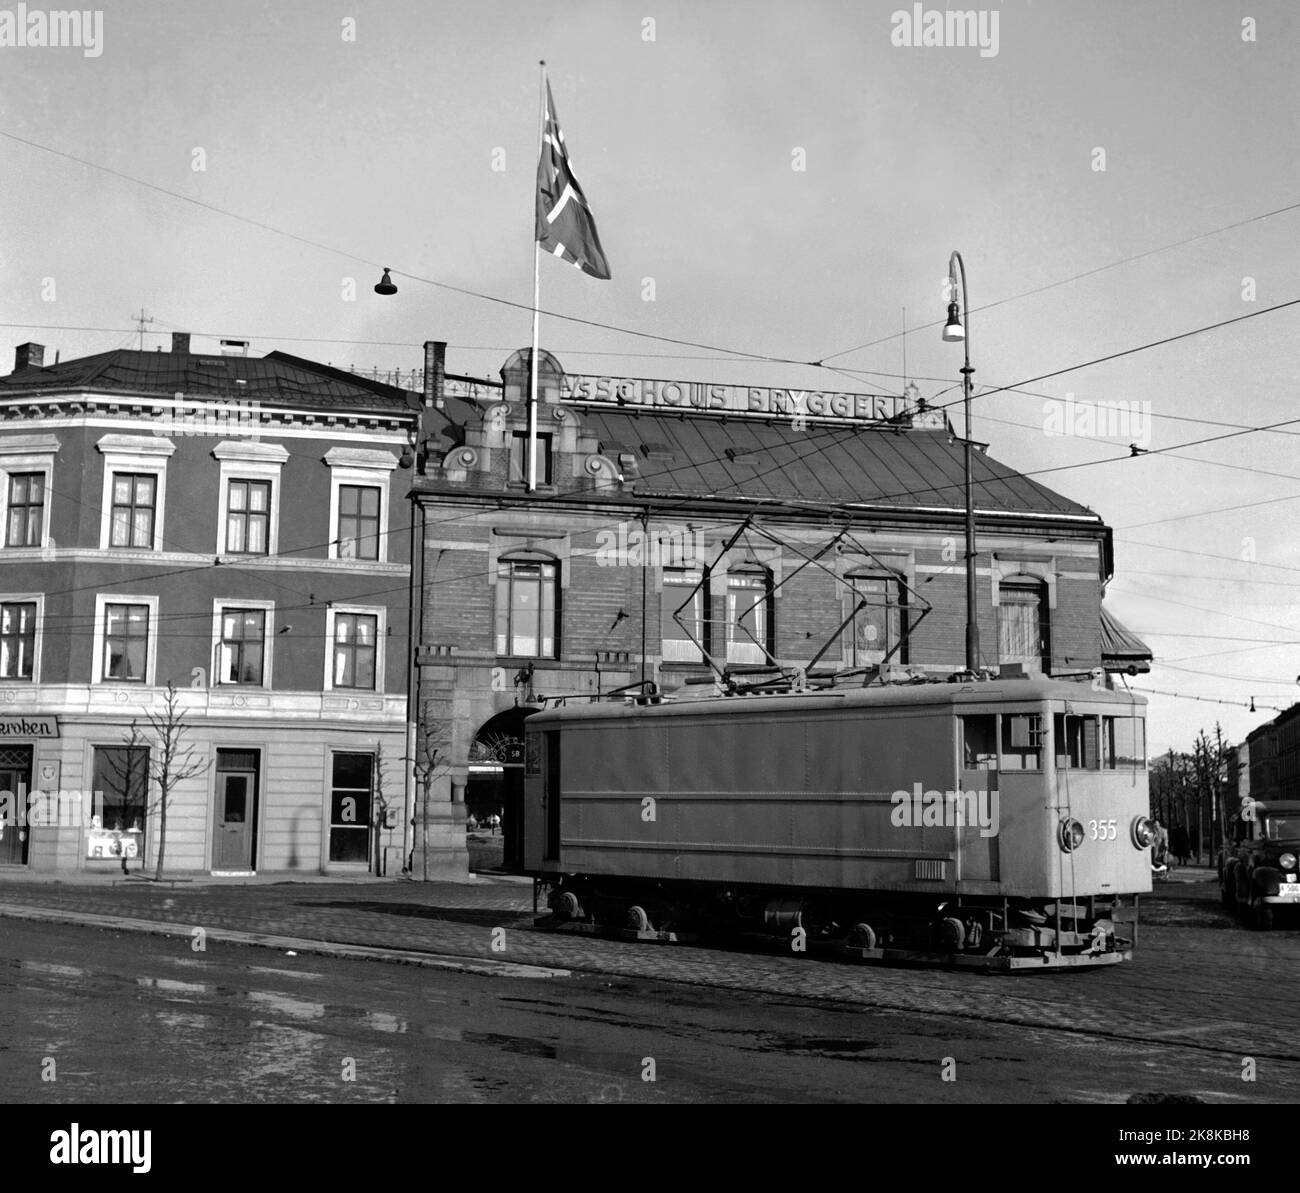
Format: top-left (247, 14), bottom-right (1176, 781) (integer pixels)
top-left (522, 678), bottom-right (1153, 971)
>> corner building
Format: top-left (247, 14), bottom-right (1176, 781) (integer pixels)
top-left (410, 347), bottom-right (1151, 874)
top-left (0, 338), bottom-right (419, 875)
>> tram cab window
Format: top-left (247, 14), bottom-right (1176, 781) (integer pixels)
top-left (961, 715), bottom-right (998, 770)
top-left (1102, 716), bottom-right (1146, 769)
top-left (1001, 714), bottom-right (1045, 770)
top-left (1054, 713), bottom-right (1100, 770)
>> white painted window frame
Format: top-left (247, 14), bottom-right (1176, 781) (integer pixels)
top-left (323, 604), bottom-right (386, 693)
top-left (213, 441), bottom-right (288, 557)
top-left (0, 591), bottom-right (45, 683)
top-left (324, 448), bottom-right (398, 563)
top-left (0, 435), bottom-right (58, 551)
top-left (92, 593), bottom-right (161, 686)
top-left (97, 435), bottom-right (176, 552)
top-left (210, 598), bottom-right (276, 689)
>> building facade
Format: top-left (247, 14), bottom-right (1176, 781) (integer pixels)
top-left (0, 337), bottom-right (425, 876)
top-left (408, 347), bottom-right (1150, 874)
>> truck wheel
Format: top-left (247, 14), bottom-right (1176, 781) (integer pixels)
top-left (1251, 896), bottom-right (1274, 932)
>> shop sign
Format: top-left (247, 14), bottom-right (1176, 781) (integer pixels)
top-left (0, 716), bottom-right (58, 738)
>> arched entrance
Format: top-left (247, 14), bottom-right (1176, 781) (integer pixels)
top-left (467, 706), bottom-right (539, 872)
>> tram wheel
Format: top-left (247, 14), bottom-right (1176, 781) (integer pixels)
top-left (847, 923), bottom-right (877, 950)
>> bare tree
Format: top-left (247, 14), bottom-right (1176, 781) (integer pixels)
top-left (372, 742), bottom-right (395, 877)
top-left (123, 681), bottom-right (210, 881)
top-left (411, 721), bottom-right (451, 882)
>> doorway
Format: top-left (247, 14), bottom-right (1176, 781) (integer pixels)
top-left (0, 746), bottom-right (32, 866)
top-left (213, 749), bottom-right (259, 871)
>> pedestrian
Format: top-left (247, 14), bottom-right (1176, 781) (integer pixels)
top-left (490, 812), bottom-right (500, 835)
top-left (1170, 824), bottom-right (1190, 867)
top-left (1151, 819), bottom-right (1169, 870)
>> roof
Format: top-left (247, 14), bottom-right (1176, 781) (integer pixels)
top-left (0, 348), bottom-right (418, 416)
top-left (1100, 605), bottom-right (1153, 672)
top-left (530, 676), bottom-right (1147, 726)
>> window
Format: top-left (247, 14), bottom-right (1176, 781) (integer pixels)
top-left (217, 608), bottom-right (266, 685)
top-left (1001, 713), bottom-right (1045, 771)
top-left (1103, 716), bottom-right (1146, 769)
top-left (727, 568), bottom-right (772, 665)
top-left (332, 612), bottom-right (378, 689)
top-left (998, 581), bottom-right (1049, 670)
top-left (92, 745), bottom-right (149, 835)
top-left (102, 603), bottom-right (150, 682)
top-left (5, 473), bottom-right (43, 548)
top-left (844, 574), bottom-right (907, 665)
top-left (662, 568), bottom-right (704, 662)
top-left (109, 473), bottom-right (156, 549)
top-left (336, 485), bottom-right (381, 561)
top-left (510, 431), bottom-right (553, 485)
top-left (329, 752), bottom-right (373, 864)
top-left (225, 480), bottom-right (271, 554)
top-left (496, 557), bottom-right (558, 657)
top-left (1055, 713), bottom-right (1100, 770)
top-left (961, 714), bottom-right (998, 771)
top-left (0, 602), bottom-right (36, 680)
top-left (325, 448), bottom-right (398, 563)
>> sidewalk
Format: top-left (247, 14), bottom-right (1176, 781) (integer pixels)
top-left (0, 870), bottom-right (565, 978)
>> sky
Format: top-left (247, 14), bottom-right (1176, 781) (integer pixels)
top-left (2, 0), bottom-right (1298, 754)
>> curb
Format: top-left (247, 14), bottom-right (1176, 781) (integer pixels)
top-left (0, 903), bottom-right (570, 981)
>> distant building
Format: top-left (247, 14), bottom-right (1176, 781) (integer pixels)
top-left (1247, 719), bottom-right (1280, 804)
top-left (408, 346), bottom-right (1152, 873)
top-left (0, 338), bottom-right (423, 876)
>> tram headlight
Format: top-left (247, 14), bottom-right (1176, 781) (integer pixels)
top-left (1281, 852), bottom-right (1297, 872)
top-left (1131, 816), bottom-right (1156, 850)
top-left (1058, 818), bottom-right (1085, 853)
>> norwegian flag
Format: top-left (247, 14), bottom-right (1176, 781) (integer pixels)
top-left (535, 80), bottom-right (611, 280)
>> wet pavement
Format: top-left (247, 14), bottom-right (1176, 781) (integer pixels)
top-left (0, 865), bottom-right (1297, 1103)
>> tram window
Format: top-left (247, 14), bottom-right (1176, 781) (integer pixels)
top-left (1001, 714), bottom-right (1044, 770)
top-left (1102, 716), bottom-right (1146, 769)
top-left (961, 715), bottom-right (998, 770)
top-left (1054, 714), bottom-right (1100, 770)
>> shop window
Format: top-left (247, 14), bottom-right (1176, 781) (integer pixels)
top-left (92, 745), bottom-right (149, 834)
top-left (844, 573), bottom-right (907, 665)
top-left (329, 752), bottom-right (372, 863)
top-left (495, 557), bottom-right (558, 658)
top-left (662, 567), bottom-right (704, 662)
top-left (5, 473), bottom-right (44, 548)
top-left (998, 579), bottom-right (1050, 670)
top-left (727, 568), bottom-right (772, 665)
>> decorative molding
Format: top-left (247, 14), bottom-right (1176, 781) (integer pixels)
top-left (96, 433), bottom-right (176, 458)
top-left (323, 446), bottom-right (399, 471)
top-left (212, 441), bottom-right (290, 464)
top-left (0, 434), bottom-right (60, 455)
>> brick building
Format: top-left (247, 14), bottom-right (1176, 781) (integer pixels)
top-left (0, 337), bottom-right (427, 876)
top-left (409, 345), bottom-right (1150, 873)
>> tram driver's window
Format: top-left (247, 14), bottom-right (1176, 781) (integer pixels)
top-left (961, 715), bottom-right (998, 770)
top-left (1001, 713), bottom-right (1045, 770)
top-left (1054, 713), bottom-right (1100, 770)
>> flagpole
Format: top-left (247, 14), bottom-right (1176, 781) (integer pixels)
top-left (528, 60), bottom-right (546, 493)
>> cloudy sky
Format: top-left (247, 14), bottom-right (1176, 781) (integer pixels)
top-left (2, 0), bottom-right (1298, 753)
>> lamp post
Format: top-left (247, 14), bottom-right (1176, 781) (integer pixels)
top-left (943, 251), bottom-right (980, 676)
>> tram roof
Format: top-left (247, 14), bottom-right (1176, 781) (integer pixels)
top-left (529, 677), bottom-right (1148, 725)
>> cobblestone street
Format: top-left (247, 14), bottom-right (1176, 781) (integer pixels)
top-left (1, 866), bottom-right (1295, 1102)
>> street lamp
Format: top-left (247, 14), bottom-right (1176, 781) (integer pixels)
top-left (943, 251), bottom-right (979, 676)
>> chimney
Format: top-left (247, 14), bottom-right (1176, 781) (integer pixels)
top-left (423, 340), bottom-right (446, 410)
top-left (14, 343), bottom-right (45, 372)
top-left (220, 339), bottom-right (249, 357)
top-left (171, 332), bottom-right (191, 354)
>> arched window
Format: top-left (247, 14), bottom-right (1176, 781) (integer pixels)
top-left (844, 573), bottom-right (907, 666)
top-left (495, 555), bottom-right (558, 658)
top-left (998, 578), bottom-right (1049, 671)
top-left (727, 566), bottom-right (773, 664)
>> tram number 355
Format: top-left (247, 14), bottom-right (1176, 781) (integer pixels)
top-left (1087, 819), bottom-right (1118, 841)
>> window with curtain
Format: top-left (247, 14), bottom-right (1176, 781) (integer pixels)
top-left (998, 580), bottom-right (1049, 670)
